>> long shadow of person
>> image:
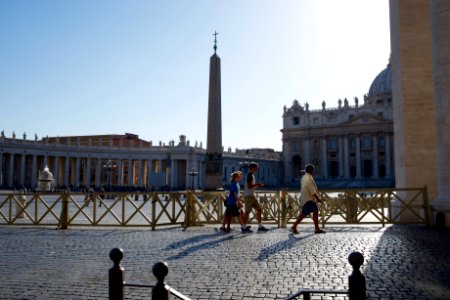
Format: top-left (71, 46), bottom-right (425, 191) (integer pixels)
top-left (163, 232), bottom-right (226, 251)
top-left (167, 235), bottom-right (234, 260)
top-left (256, 233), bottom-right (314, 261)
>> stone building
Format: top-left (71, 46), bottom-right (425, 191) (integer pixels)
top-left (0, 132), bottom-right (281, 191)
top-left (281, 62), bottom-right (394, 188)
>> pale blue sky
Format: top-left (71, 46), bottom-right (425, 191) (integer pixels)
top-left (0, 0), bottom-right (390, 151)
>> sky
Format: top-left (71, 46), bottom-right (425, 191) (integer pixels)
top-left (0, 0), bottom-right (390, 152)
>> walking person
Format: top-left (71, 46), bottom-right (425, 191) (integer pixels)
top-left (242, 162), bottom-right (268, 233)
top-left (220, 171), bottom-right (243, 231)
top-left (221, 172), bottom-right (245, 233)
top-left (291, 164), bottom-right (325, 234)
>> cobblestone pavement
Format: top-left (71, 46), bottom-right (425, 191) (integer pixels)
top-left (0, 224), bottom-right (449, 300)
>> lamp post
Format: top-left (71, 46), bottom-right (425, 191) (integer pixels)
top-left (188, 169), bottom-right (198, 191)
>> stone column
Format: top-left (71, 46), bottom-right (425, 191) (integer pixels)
top-left (7, 154), bottom-right (14, 188)
top-left (338, 136), bottom-right (344, 177)
top-left (96, 158), bottom-right (102, 188)
top-left (53, 157), bottom-right (59, 187)
top-left (74, 157), bottom-right (80, 187)
top-left (64, 157), bottom-right (70, 187)
top-left (146, 160), bottom-right (151, 188)
top-left (390, 0), bottom-right (437, 197)
top-left (128, 159), bottom-right (133, 187)
top-left (430, 0), bottom-right (450, 216)
top-left (282, 140), bottom-right (292, 184)
top-left (185, 160), bottom-right (190, 189)
top-left (117, 159), bottom-right (123, 186)
top-left (304, 139), bottom-right (310, 165)
top-left (85, 158), bottom-right (91, 188)
top-left (385, 133), bottom-right (392, 178)
top-left (196, 160), bottom-right (202, 189)
top-left (31, 155), bottom-right (37, 188)
top-left (321, 137), bottom-right (327, 178)
top-left (0, 153), bottom-right (3, 187)
top-left (137, 160), bottom-right (143, 188)
top-left (343, 135), bottom-right (349, 178)
top-left (373, 135), bottom-right (379, 179)
top-left (19, 154), bottom-right (26, 187)
top-left (355, 134), bottom-right (361, 179)
top-left (170, 159), bottom-right (175, 190)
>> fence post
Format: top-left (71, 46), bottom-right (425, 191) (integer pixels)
top-left (185, 192), bottom-right (194, 228)
top-left (348, 251), bottom-right (366, 300)
top-left (280, 190), bottom-right (287, 228)
top-left (58, 191), bottom-right (70, 229)
top-left (109, 248), bottom-right (125, 300)
top-left (151, 193), bottom-right (156, 231)
top-left (152, 262), bottom-right (169, 300)
top-left (423, 185), bottom-right (431, 226)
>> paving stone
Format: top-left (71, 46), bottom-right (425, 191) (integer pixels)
top-left (0, 225), bottom-right (449, 299)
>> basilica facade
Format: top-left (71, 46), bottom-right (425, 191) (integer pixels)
top-left (281, 62), bottom-right (394, 188)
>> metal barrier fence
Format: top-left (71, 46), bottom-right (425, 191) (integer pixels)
top-left (109, 248), bottom-right (367, 300)
top-left (283, 252), bottom-right (366, 300)
top-left (0, 186), bottom-right (430, 228)
top-left (109, 248), bottom-right (191, 300)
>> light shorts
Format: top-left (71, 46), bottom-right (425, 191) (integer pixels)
top-left (244, 195), bottom-right (262, 213)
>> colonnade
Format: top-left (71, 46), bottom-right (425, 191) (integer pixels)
top-left (316, 132), bottom-right (393, 179)
top-left (0, 152), bottom-right (173, 190)
top-left (285, 131), bottom-right (393, 184)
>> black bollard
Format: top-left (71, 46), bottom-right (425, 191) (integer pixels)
top-left (348, 251), bottom-right (366, 300)
top-left (109, 248), bottom-right (125, 300)
top-left (152, 262), bottom-right (169, 300)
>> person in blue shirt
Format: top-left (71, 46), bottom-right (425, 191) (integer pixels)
top-left (222, 171), bottom-right (245, 233)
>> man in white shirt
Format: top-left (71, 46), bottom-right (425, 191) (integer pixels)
top-left (291, 164), bottom-right (325, 234)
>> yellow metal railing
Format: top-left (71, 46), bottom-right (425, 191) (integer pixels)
top-left (0, 186), bottom-right (431, 229)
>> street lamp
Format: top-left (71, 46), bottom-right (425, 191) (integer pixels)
top-left (188, 168), bottom-right (198, 191)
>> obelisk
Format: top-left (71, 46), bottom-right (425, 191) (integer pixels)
top-left (204, 31), bottom-right (223, 190)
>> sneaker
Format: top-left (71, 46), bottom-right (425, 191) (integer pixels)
top-left (219, 226), bottom-right (226, 232)
top-left (290, 227), bottom-right (299, 234)
top-left (258, 226), bottom-right (269, 232)
top-left (241, 226), bottom-right (253, 233)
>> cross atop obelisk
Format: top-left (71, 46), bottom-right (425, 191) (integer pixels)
top-left (204, 31), bottom-right (223, 190)
top-left (213, 31), bottom-right (219, 53)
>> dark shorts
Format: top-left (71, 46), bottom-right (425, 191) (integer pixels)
top-left (301, 200), bottom-right (318, 216)
top-left (225, 205), bottom-right (241, 217)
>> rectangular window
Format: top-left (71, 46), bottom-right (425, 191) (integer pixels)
top-left (292, 142), bottom-right (300, 152)
top-left (293, 117), bottom-right (299, 125)
top-left (329, 138), bottom-right (337, 150)
top-left (363, 136), bottom-right (371, 148)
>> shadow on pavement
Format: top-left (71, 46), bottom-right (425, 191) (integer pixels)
top-left (166, 234), bottom-right (234, 260)
top-left (256, 233), bottom-right (314, 261)
top-left (164, 232), bottom-right (223, 250)
top-left (363, 225), bottom-right (450, 299)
